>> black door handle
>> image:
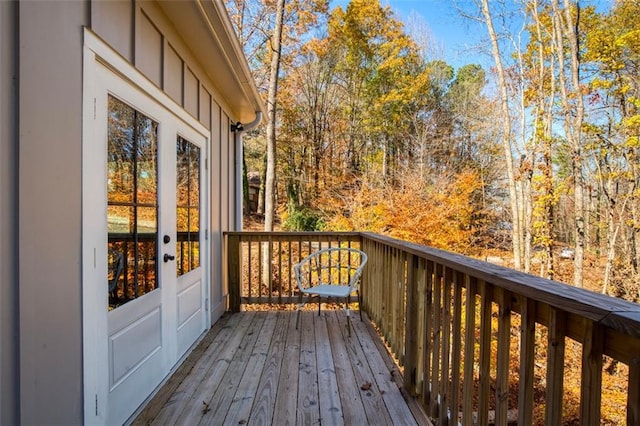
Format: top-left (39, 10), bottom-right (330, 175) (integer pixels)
top-left (164, 253), bottom-right (175, 263)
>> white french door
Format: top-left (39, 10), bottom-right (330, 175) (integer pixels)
top-left (83, 46), bottom-right (209, 425)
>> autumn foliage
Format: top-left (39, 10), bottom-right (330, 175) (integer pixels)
top-left (326, 170), bottom-right (484, 253)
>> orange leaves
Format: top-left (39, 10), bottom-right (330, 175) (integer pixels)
top-left (385, 170), bottom-right (481, 252)
top-left (327, 169), bottom-right (483, 254)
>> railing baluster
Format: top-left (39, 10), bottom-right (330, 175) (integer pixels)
top-left (545, 307), bottom-right (567, 425)
top-left (430, 263), bottom-right (442, 419)
top-left (383, 245), bottom-right (392, 345)
top-left (247, 237), bottom-right (252, 301)
top-left (462, 276), bottom-right (476, 426)
top-left (450, 271), bottom-right (463, 425)
top-left (268, 235), bottom-right (273, 305)
top-left (517, 297), bottom-right (536, 425)
top-left (416, 258), bottom-right (427, 400)
top-left (478, 280), bottom-right (492, 426)
top-left (495, 288), bottom-right (512, 426)
top-left (258, 236), bottom-right (263, 301)
top-left (404, 254), bottom-right (419, 397)
top-left (396, 250), bottom-right (406, 363)
top-left (288, 239), bottom-right (293, 297)
top-left (580, 319), bottom-right (603, 423)
top-left (439, 267), bottom-right (452, 425)
top-left (423, 260), bottom-right (434, 411)
top-left (277, 238), bottom-right (282, 304)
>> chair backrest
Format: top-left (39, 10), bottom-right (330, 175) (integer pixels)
top-left (294, 247), bottom-right (367, 292)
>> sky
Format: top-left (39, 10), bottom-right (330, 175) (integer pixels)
top-left (379, 0), bottom-right (489, 69)
top-left (330, 0), bottom-right (616, 72)
top-left (329, 0), bottom-right (498, 70)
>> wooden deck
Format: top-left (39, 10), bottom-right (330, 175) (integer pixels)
top-left (133, 309), bottom-right (428, 425)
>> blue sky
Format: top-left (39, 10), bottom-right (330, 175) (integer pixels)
top-left (328, 0), bottom-right (506, 70)
top-left (330, 0), bottom-right (615, 71)
top-left (381, 0), bottom-right (488, 69)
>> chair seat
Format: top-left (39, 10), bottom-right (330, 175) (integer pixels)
top-left (300, 284), bottom-right (352, 298)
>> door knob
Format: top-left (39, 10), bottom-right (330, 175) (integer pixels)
top-left (164, 253), bottom-right (175, 263)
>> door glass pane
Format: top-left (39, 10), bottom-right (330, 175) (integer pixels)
top-left (176, 136), bottom-right (200, 277)
top-left (107, 95), bottom-right (159, 310)
top-left (189, 145), bottom-right (200, 206)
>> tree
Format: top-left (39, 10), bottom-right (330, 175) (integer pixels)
top-left (583, 0), bottom-right (640, 298)
top-left (263, 0), bottom-right (286, 232)
top-left (548, 0), bottom-right (586, 287)
top-left (479, 0), bottom-right (525, 270)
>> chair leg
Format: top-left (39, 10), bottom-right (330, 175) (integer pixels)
top-left (296, 293), bottom-right (302, 330)
top-left (358, 290), bottom-right (363, 321)
top-left (318, 296), bottom-right (321, 316)
top-left (345, 299), bottom-right (351, 337)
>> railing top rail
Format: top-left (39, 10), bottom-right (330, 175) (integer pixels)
top-left (361, 232), bottom-right (640, 338)
top-left (225, 231), bottom-right (361, 237)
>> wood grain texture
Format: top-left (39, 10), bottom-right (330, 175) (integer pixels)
top-left (272, 310), bottom-right (301, 426)
top-left (326, 311), bottom-right (367, 424)
top-left (250, 311), bottom-right (288, 425)
top-left (135, 310), bottom-right (422, 425)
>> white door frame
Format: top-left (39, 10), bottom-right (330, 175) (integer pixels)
top-left (82, 29), bottom-right (210, 425)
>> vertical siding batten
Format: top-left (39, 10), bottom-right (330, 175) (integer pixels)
top-left (0, 1), bottom-right (18, 423)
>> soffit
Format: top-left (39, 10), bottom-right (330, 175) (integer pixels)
top-left (157, 0), bottom-right (265, 124)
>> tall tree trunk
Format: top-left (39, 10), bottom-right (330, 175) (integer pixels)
top-left (602, 173), bottom-right (617, 295)
top-left (630, 153), bottom-right (640, 277)
top-left (480, 0), bottom-right (523, 270)
top-left (257, 153), bottom-right (266, 215)
top-left (565, 0), bottom-right (586, 288)
top-left (264, 0), bottom-right (285, 232)
top-left (262, 0), bottom-right (285, 291)
top-left (552, 0), bottom-right (586, 287)
top-left (530, 0), bottom-right (557, 280)
top-left (242, 148), bottom-right (250, 212)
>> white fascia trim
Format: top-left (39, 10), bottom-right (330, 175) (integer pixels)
top-left (197, 0), bottom-right (265, 118)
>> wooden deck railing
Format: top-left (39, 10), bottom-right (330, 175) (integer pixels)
top-left (225, 231), bottom-right (640, 425)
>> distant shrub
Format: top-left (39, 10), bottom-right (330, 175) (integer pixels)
top-left (282, 208), bottom-right (326, 231)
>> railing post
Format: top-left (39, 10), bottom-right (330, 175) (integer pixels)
top-left (227, 233), bottom-right (241, 312)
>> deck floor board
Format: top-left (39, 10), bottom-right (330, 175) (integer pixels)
top-left (134, 310), bottom-right (426, 425)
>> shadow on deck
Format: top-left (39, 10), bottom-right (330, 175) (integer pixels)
top-left (133, 310), bottom-right (429, 425)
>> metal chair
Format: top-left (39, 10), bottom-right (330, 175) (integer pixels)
top-left (294, 247), bottom-right (367, 336)
top-left (108, 249), bottom-right (125, 295)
